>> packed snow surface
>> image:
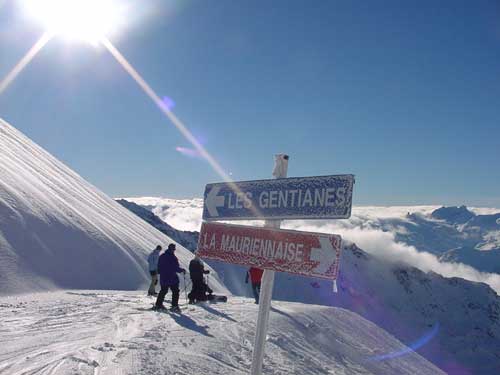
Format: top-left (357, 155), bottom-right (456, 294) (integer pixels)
top-left (0, 118), bottom-right (226, 295)
top-left (0, 291), bottom-right (444, 375)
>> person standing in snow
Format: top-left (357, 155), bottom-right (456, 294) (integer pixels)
top-left (154, 243), bottom-right (186, 312)
top-left (245, 267), bottom-right (264, 304)
top-left (188, 255), bottom-right (212, 304)
top-left (147, 245), bottom-right (161, 296)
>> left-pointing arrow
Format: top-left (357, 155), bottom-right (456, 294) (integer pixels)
top-left (310, 236), bottom-right (337, 275)
top-left (206, 186), bottom-right (225, 217)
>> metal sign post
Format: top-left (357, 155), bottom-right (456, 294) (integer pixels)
top-left (251, 153), bottom-right (288, 375)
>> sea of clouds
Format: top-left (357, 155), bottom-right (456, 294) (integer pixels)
top-left (124, 197), bottom-right (500, 293)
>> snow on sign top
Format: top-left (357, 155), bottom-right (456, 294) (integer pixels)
top-left (198, 222), bottom-right (342, 280)
top-left (202, 174), bottom-right (354, 221)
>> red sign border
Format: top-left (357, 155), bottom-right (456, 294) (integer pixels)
top-left (197, 222), bottom-right (342, 280)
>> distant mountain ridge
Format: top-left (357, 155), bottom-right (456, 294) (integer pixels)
top-left (362, 206), bottom-right (500, 274)
top-left (431, 205), bottom-right (475, 224)
top-left (440, 246), bottom-right (500, 274)
top-left (116, 199), bottom-right (199, 251)
top-left (427, 206), bottom-right (500, 270)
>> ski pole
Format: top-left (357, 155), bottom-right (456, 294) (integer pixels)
top-left (183, 272), bottom-right (188, 301)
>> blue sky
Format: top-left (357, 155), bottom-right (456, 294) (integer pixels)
top-left (1, 0), bottom-right (499, 206)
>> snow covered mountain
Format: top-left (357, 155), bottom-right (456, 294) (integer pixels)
top-left (431, 205), bottom-right (476, 224)
top-left (121, 198), bottom-right (500, 374)
top-left (326, 244), bottom-right (500, 375)
top-left (428, 206), bottom-right (500, 274)
top-left (116, 199), bottom-right (199, 252)
top-left (0, 118), bottom-right (226, 295)
top-left (440, 246), bottom-right (500, 274)
top-left (0, 291), bottom-right (444, 375)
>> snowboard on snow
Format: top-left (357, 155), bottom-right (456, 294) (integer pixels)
top-left (207, 294), bottom-right (227, 303)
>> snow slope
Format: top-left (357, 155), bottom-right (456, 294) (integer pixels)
top-left (0, 118), bottom-right (226, 295)
top-left (0, 291), bottom-right (444, 375)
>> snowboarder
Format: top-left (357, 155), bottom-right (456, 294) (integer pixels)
top-left (245, 267), bottom-right (264, 304)
top-left (147, 245), bottom-right (161, 296)
top-left (188, 255), bottom-right (212, 304)
top-left (154, 243), bottom-right (186, 312)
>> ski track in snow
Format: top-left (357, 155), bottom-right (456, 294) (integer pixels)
top-left (0, 291), bottom-right (443, 375)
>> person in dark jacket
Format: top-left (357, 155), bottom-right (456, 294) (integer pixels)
top-left (188, 255), bottom-right (212, 304)
top-left (245, 267), bottom-right (264, 304)
top-left (154, 243), bottom-right (186, 312)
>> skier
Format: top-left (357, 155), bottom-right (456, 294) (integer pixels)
top-left (188, 255), bottom-right (212, 304)
top-left (154, 243), bottom-right (186, 312)
top-left (245, 267), bottom-right (264, 304)
top-left (147, 245), bottom-right (161, 296)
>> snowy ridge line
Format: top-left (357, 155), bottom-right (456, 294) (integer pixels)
top-left (0, 118), bottom-right (227, 294)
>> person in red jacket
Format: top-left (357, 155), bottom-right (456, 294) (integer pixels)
top-left (245, 267), bottom-right (264, 304)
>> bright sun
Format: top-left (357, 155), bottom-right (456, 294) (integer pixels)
top-left (23, 0), bottom-right (123, 44)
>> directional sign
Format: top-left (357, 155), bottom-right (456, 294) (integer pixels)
top-left (202, 174), bottom-right (354, 221)
top-left (197, 222), bottom-right (342, 280)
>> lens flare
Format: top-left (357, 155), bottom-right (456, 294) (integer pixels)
top-left (4, 5), bottom-right (265, 220)
top-left (162, 96), bottom-right (175, 110)
top-left (368, 322), bottom-right (440, 362)
top-left (101, 37), bottom-right (264, 218)
top-left (176, 146), bottom-right (202, 159)
top-left (0, 32), bottom-right (52, 95)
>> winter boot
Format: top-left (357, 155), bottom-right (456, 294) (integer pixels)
top-left (170, 305), bottom-right (181, 313)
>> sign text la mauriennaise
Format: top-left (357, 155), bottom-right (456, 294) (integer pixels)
top-left (197, 222), bottom-right (342, 280)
